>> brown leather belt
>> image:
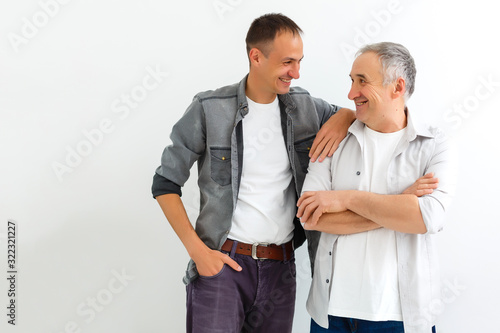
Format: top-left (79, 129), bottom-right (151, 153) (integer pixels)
top-left (221, 239), bottom-right (294, 261)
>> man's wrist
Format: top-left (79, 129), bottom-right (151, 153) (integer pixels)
top-left (337, 108), bottom-right (356, 123)
top-left (343, 190), bottom-right (360, 213)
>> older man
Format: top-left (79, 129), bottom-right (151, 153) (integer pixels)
top-left (297, 42), bottom-right (457, 333)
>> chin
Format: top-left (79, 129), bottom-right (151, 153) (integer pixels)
top-left (355, 110), bottom-right (366, 121)
top-left (277, 87), bottom-right (291, 95)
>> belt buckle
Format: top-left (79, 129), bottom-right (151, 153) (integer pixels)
top-left (252, 242), bottom-right (269, 260)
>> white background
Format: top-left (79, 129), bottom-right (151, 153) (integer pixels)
top-left (1, 0), bottom-right (499, 332)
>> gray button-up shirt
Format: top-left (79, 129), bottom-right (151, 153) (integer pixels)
top-left (152, 75), bottom-right (340, 284)
top-left (302, 111), bottom-right (458, 333)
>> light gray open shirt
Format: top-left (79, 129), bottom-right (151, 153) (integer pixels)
top-left (302, 111), bottom-right (458, 333)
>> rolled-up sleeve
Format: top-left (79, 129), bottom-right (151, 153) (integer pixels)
top-left (152, 96), bottom-right (206, 198)
top-left (419, 130), bottom-right (459, 234)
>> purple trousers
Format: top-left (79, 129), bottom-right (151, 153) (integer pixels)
top-left (186, 242), bottom-right (296, 333)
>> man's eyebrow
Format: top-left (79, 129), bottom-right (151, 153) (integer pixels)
top-left (282, 55), bottom-right (304, 62)
top-left (349, 73), bottom-right (367, 80)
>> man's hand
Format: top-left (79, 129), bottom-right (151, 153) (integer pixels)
top-left (309, 108), bottom-right (355, 163)
top-left (296, 190), bottom-right (350, 227)
top-left (403, 172), bottom-right (439, 197)
top-left (155, 194), bottom-right (242, 278)
top-left (191, 246), bottom-right (242, 277)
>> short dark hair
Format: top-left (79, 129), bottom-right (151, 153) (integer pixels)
top-left (245, 13), bottom-right (303, 57)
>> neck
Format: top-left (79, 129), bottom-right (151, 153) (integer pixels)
top-left (369, 103), bottom-right (407, 133)
top-left (245, 71), bottom-right (277, 104)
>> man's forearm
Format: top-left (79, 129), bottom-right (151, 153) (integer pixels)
top-left (345, 191), bottom-right (427, 234)
top-left (306, 210), bottom-right (381, 234)
top-left (156, 193), bottom-right (207, 257)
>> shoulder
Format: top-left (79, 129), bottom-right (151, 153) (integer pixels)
top-left (194, 81), bottom-right (239, 101)
top-left (415, 122), bottom-right (448, 143)
top-left (412, 122), bottom-right (454, 159)
top-left (288, 86), bottom-right (311, 96)
top-left (286, 86), bottom-right (332, 109)
top-left (408, 110), bottom-right (448, 143)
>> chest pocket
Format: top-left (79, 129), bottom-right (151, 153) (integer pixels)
top-left (210, 147), bottom-right (231, 186)
top-left (294, 135), bottom-right (315, 173)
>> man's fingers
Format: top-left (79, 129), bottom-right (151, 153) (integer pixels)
top-left (420, 178), bottom-right (439, 184)
top-left (309, 132), bottom-right (324, 154)
top-left (311, 209), bottom-right (322, 226)
top-left (420, 173), bottom-right (438, 185)
top-left (303, 222), bottom-right (313, 230)
top-left (417, 189), bottom-right (433, 196)
top-left (328, 139), bottom-right (340, 157)
top-left (297, 192), bottom-right (310, 207)
top-left (309, 137), bottom-right (327, 162)
top-left (300, 201), bottom-right (317, 222)
top-left (299, 206), bottom-right (311, 222)
top-left (312, 137), bottom-right (339, 162)
top-left (297, 194), bottom-right (317, 221)
top-left (296, 197), bottom-right (307, 217)
top-left (318, 140), bottom-right (333, 162)
top-left (418, 180), bottom-right (439, 188)
top-left (223, 255), bottom-right (242, 272)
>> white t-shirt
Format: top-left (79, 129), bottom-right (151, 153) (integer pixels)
top-left (328, 125), bottom-right (407, 321)
top-left (228, 96), bottom-right (295, 245)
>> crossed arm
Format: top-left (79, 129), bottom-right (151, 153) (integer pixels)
top-left (297, 173), bottom-right (439, 235)
top-left (155, 107), bottom-right (356, 276)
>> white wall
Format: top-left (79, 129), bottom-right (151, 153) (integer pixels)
top-left (1, 0), bottom-right (498, 332)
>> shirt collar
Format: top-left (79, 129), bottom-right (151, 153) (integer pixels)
top-left (238, 74), bottom-right (297, 115)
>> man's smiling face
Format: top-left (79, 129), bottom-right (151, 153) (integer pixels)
top-left (258, 31), bottom-right (303, 98)
top-left (348, 51), bottom-right (396, 130)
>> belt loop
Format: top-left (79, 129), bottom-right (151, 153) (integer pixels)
top-left (230, 240), bottom-right (238, 258)
top-left (282, 244), bottom-right (288, 263)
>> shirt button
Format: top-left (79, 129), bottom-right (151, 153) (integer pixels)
top-left (329, 251), bottom-right (332, 256)
top-left (356, 171), bottom-right (361, 175)
top-left (326, 279), bottom-right (330, 284)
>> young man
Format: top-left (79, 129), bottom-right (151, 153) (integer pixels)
top-left (297, 42), bottom-right (457, 333)
top-left (152, 14), bottom-right (355, 332)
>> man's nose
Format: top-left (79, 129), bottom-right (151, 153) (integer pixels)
top-left (288, 63), bottom-right (300, 80)
top-left (348, 83), bottom-right (359, 100)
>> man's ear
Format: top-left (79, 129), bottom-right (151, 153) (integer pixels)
top-left (392, 77), bottom-right (406, 99)
top-left (248, 48), bottom-right (262, 67)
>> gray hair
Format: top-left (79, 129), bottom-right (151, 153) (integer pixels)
top-left (357, 42), bottom-right (416, 101)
